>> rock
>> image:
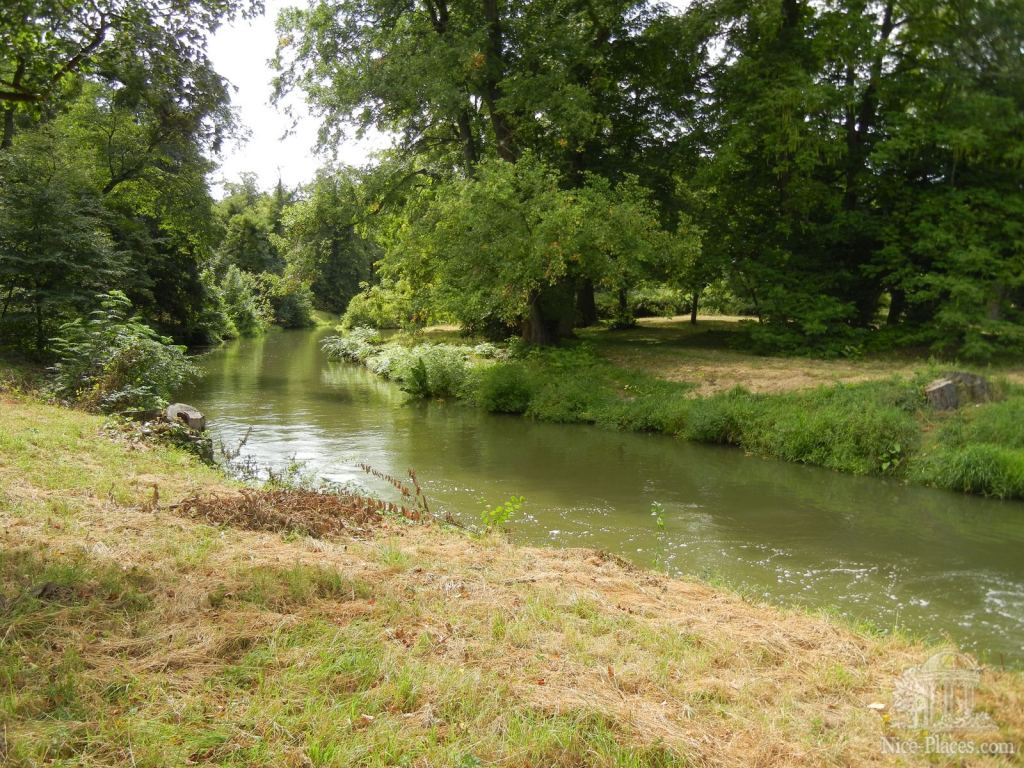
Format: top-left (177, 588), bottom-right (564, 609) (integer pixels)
top-left (924, 372), bottom-right (994, 411)
top-left (165, 402), bottom-right (206, 431)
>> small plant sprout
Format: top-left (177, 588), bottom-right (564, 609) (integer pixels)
top-left (480, 495), bottom-right (525, 530)
top-left (650, 501), bottom-right (665, 530)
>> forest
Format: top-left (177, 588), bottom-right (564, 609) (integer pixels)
top-left (1, 0), bottom-right (1022, 365)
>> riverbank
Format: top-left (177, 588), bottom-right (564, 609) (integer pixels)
top-left (3, 395), bottom-right (1022, 765)
top-left (324, 321), bottom-right (1024, 500)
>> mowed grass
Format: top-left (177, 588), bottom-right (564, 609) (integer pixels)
top-left (4, 396), bottom-right (1023, 766)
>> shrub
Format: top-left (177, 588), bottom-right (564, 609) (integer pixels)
top-left (321, 327), bottom-right (381, 363)
top-left (49, 291), bottom-right (199, 412)
top-left (341, 280), bottom-right (418, 330)
top-left (682, 382), bottom-right (921, 475)
top-left (393, 344), bottom-right (469, 399)
top-left (474, 363), bottom-right (535, 414)
top-left (630, 284), bottom-right (689, 318)
top-left (595, 389), bottom-right (693, 433)
top-left (526, 376), bottom-right (608, 423)
top-left (323, 330), bottom-right (470, 399)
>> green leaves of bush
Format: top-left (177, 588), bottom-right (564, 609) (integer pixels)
top-left (474, 364), bottom-right (535, 414)
top-left (49, 291), bottom-right (199, 413)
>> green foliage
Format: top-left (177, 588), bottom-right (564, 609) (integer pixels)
top-left (681, 382), bottom-right (922, 476)
top-left (218, 209), bottom-right (282, 274)
top-left (948, 397), bottom-right (1024, 450)
top-left (911, 392), bottom-right (1024, 498)
top-left (681, 390), bottom-right (756, 445)
top-left (49, 291), bottom-right (199, 412)
top-left (914, 444), bottom-right (1024, 500)
top-left (649, 501), bottom-right (665, 530)
top-left (627, 284), bottom-right (690, 319)
top-left (259, 273), bottom-right (316, 329)
top-left (341, 279), bottom-right (418, 330)
top-left (393, 346), bottom-right (469, 399)
top-left (0, 125), bottom-right (121, 353)
top-left (474, 363), bottom-right (535, 414)
top-left (220, 265), bottom-right (271, 336)
top-left (281, 168), bottom-right (376, 314)
top-left (322, 329), bottom-right (470, 399)
top-left (377, 155), bottom-right (681, 343)
top-left (480, 495), bottom-right (525, 530)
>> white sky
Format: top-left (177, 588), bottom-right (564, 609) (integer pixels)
top-left (207, 0), bottom-right (387, 196)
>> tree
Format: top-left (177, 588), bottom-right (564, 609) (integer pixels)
top-left (1, 0), bottom-right (258, 148)
top-left (0, 125), bottom-right (122, 352)
top-left (384, 153), bottom-right (678, 342)
top-left (281, 169), bottom-right (376, 314)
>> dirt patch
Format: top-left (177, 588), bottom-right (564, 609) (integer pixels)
top-left (173, 488), bottom-right (410, 538)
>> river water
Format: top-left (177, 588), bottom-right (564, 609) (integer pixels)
top-left (184, 327), bottom-right (1024, 663)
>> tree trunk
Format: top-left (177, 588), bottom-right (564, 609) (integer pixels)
top-left (457, 107), bottom-right (478, 171)
top-left (33, 296), bottom-right (45, 354)
top-left (886, 288), bottom-right (905, 326)
top-left (575, 280), bottom-right (598, 327)
top-left (481, 0), bottom-right (517, 162)
top-left (1, 106), bottom-right (13, 150)
top-left (690, 288), bottom-right (700, 324)
top-left (842, 0), bottom-right (894, 211)
top-left (522, 281), bottom-right (576, 345)
top-left (1, 58), bottom-right (26, 150)
top-left (523, 296), bottom-right (557, 345)
top-left (986, 283), bottom-right (1007, 321)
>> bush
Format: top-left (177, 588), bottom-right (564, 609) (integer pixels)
top-left (474, 363), bottom-right (535, 414)
top-left (341, 280), bottom-right (418, 330)
top-left (322, 330), bottom-right (469, 399)
top-left (526, 376), bottom-right (608, 423)
top-left (393, 344), bottom-right (469, 398)
top-left (630, 284), bottom-right (689, 318)
top-left (321, 327), bottom-right (381, 363)
top-left (49, 291), bottom-right (199, 412)
top-left (681, 381), bottom-right (921, 475)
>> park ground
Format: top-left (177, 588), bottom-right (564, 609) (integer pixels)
top-left (1, 392), bottom-right (1023, 766)
top-left (422, 315), bottom-right (1024, 397)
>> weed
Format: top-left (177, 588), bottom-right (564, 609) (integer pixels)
top-left (479, 495), bottom-right (525, 530)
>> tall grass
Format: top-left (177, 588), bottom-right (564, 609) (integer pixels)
top-left (912, 391), bottom-right (1024, 498)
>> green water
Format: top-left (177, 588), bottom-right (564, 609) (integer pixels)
top-left (184, 327), bottom-right (1024, 662)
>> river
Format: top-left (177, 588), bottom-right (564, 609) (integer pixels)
top-left (184, 327), bottom-right (1024, 663)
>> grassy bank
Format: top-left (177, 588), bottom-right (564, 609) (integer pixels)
top-left (3, 396), bottom-right (1023, 765)
top-left (324, 323), bottom-right (1024, 500)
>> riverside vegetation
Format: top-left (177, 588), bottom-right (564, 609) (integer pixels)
top-left (2, 390), bottom-right (1024, 767)
top-left (323, 324), bottom-right (1024, 501)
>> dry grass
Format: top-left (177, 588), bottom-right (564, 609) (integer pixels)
top-left (581, 317), bottom-right (927, 396)
top-left (175, 488), bottom-right (406, 538)
top-left (2, 396), bottom-right (1022, 766)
